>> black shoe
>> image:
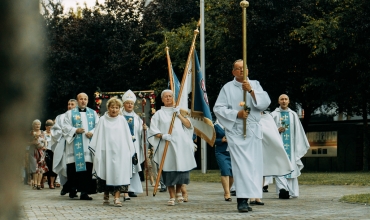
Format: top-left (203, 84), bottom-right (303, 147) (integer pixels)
top-left (263, 185), bottom-right (268, 192)
top-left (254, 201), bottom-right (265, 205)
top-left (80, 194), bottom-right (93, 200)
top-left (237, 199), bottom-right (252, 212)
top-left (60, 190), bottom-right (67, 196)
top-left (279, 189), bottom-right (290, 199)
top-left (69, 192), bottom-right (78, 198)
top-left (128, 192), bottom-right (137, 197)
top-left (159, 188), bottom-right (167, 192)
top-left (230, 191), bottom-right (236, 196)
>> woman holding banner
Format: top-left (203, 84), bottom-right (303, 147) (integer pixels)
top-left (148, 89), bottom-right (197, 206)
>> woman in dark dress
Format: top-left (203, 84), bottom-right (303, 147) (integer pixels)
top-left (214, 120), bottom-right (233, 201)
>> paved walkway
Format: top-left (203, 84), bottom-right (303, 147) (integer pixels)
top-left (20, 182), bottom-right (370, 219)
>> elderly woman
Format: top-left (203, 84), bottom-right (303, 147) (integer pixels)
top-left (43, 119), bottom-right (58, 189)
top-left (148, 89), bottom-right (197, 206)
top-left (29, 119), bottom-right (48, 190)
top-left (89, 97), bottom-right (135, 207)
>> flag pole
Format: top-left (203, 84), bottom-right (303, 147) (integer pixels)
top-left (165, 45), bottom-right (176, 104)
top-left (153, 21), bottom-right (201, 196)
top-left (240, 1), bottom-right (249, 139)
top-left (141, 98), bottom-right (149, 196)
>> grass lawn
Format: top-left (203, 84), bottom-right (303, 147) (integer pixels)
top-left (190, 170), bottom-right (370, 186)
top-left (190, 170), bottom-right (370, 204)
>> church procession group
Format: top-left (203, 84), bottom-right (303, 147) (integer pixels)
top-left (28, 59), bottom-right (310, 212)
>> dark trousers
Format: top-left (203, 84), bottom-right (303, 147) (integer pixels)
top-left (67, 162), bottom-right (92, 195)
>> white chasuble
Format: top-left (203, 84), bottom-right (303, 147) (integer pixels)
top-left (271, 107), bottom-right (310, 178)
top-left (214, 78), bottom-right (271, 198)
top-left (89, 113), bottom-right (134, 186)
top-left (63, 109), bottom-right (99, 164)
top-left (148, 107), bottom-right (197, 172)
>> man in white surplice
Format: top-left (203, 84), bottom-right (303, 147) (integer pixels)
top-left (63, 93), bottom-right (99, 200)
top-left (214, 59), bottom-right (271, 212)
top-left (51, 99), bottom-right (77, 196)
top-left (271, 94), bottom-right (310, 199)
top-left (121, 90), bottom-right (146, 199)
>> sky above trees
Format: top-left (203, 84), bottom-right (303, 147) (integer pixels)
top-left (61, 0), bottom-right (104, 12)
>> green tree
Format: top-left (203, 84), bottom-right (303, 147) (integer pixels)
top-left (291, 0), bottom-right (370, 170)
top-left (42, 0), bottom-right (146, 117)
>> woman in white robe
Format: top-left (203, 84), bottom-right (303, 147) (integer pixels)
top-left (89, 97), bottom-right (135, 207)
top-left (148, 90), bottom-right (197, 206)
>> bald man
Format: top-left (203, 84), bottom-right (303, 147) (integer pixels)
top-left (271, 94), bottom-right (310, 199)
top-left (63, 93), bottom-right (99, 200)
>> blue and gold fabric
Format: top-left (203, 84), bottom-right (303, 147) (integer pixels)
top-left (72, 107), bottom-right (95, 172)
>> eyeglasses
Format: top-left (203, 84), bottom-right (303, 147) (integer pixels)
top-left (234, 67), bottom-right (243, 71)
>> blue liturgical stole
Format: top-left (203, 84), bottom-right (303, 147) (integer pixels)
top-left (124, 115), bottom-right (136, 143)
top-left (280, 111), bottom-right (291, 178)
top-left (72, 107), bottom-right (95, 172)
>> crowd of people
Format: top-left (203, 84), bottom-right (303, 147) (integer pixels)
top-left (24, 59), bottom-right (310, 212)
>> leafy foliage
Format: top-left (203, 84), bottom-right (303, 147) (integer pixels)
top-left (42, 0), bottom-right (147, 117)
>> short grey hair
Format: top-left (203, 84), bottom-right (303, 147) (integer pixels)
top-left (68, 99), bottom-right (77, 105)
top-left (232, 59), bottom-right (248, 70)
top-left (161, 89), bottom-right (173, 98)
top-left (32, 119), bottom-right (41, 126)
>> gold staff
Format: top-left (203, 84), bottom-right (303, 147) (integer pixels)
top-left (153, 20), bottom-right (201, 196)
top-left (240, 1), bottom-right (249, 139)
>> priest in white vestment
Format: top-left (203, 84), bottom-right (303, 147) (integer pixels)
top-left (214, 60), bottom-right (271, 212)
top-left (271, 94), bottom-right (310, 199)
top-left (51, 99), bottom-right (77, 195)
top-left (148, 90), bottom-right (197, 206)
top-left (121, 90), bottom-right (146, 199)
top-left (89, 97), bottom-right (135, 207)
top-left (62, 93), bottom-right (99, 200)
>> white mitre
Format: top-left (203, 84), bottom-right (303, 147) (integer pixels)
top-left (122, 89), bottom-right (137, 103)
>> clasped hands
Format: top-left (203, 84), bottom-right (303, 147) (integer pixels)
top-left (76, 128), bottom-right (93, 138)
